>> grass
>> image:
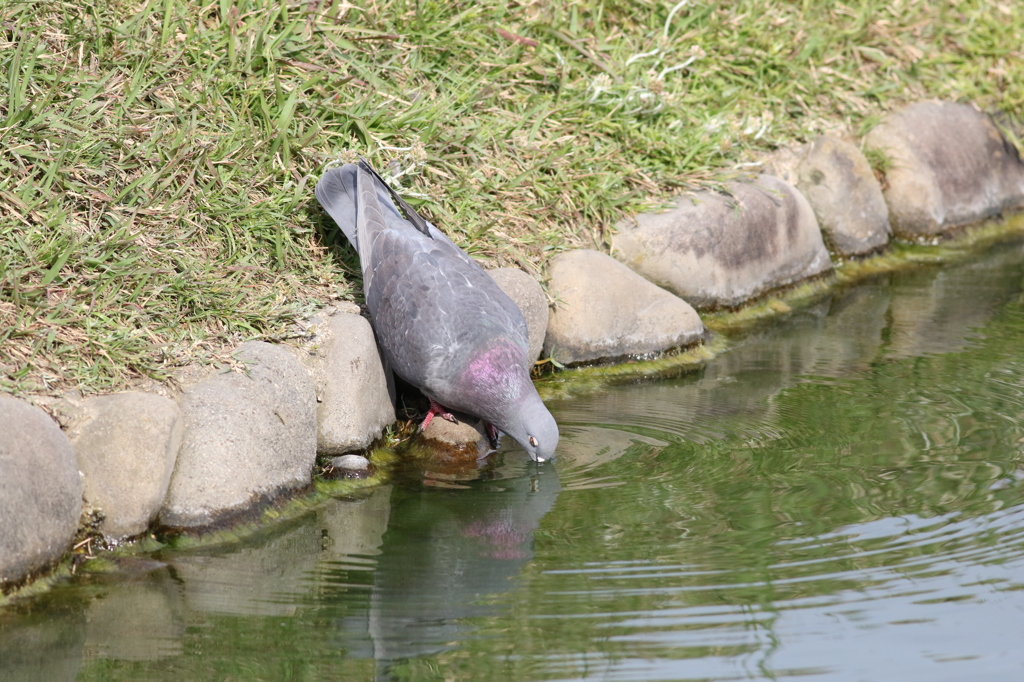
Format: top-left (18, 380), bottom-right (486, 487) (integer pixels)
top-left (1, 0), bottom-right (1023, 396)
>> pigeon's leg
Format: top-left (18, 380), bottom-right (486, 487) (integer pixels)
top-left (421, 399), bottom-right (459, 430)
top-left (485, 423), bottom-right (501, 449)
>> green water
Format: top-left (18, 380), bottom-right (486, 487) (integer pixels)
top-left (5, 239), bottom-right (1024, 681)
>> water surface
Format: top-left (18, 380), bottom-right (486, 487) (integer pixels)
top-left (4, 239), bottom-right (1024, 681)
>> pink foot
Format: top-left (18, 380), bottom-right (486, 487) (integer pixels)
top-left (421, 399), bottom-right (459, 430)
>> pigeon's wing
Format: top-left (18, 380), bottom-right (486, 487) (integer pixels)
top-left (358, 157), bottom-right (431, 237)
top-left (354, 163), bottom-right (528, 347)
top-left (363, 231), bottom-right (488, 388)
top-left (314, 165), bottom-right (360, 249)
top-left (425, 222), bottom-right (530, 347)
top-left (313, 162), bottom-right (415, 256)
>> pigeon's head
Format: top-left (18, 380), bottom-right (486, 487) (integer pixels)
top-left (460, 340), bottom-right (558, 461)
top-left (504, 389), bottom-right (559, 463)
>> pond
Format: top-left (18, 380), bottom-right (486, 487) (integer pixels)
top-left (4, 237), bottom-right (1024, 681)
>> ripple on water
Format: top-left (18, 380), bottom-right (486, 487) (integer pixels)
top-left (530, 503), bottom-right (1024, 681)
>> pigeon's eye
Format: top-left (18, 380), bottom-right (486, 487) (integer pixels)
top-left (529, 436), bottom-right (538, 447)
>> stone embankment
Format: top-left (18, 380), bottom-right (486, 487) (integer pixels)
top-left (4, 100), bottom-right (1024, 593)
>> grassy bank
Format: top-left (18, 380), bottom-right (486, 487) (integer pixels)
top-left (1, 0), bottom-right (1022, 396)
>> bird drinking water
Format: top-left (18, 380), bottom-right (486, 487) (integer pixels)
top-left (314, 160), bottom-right (559, 462)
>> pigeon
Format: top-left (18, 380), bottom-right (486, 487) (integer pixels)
top-left (314, 160), bottom-right (559, 462)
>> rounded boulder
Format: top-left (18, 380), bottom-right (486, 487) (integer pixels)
top-left (542, 249), bottom-right (704, 365)
top-left (0, 396), bottom-right (82, 589)
top-left (159, 341), bottom-right (317, 530)
top-left (864, 101), bottom-right (1024, 236)
top-left (613, 175), bottom-right (833, 309)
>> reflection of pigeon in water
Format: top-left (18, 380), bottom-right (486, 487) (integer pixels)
top-left (365, 464), bottom-right (562, 668)
top-left (315, 160), bottom-right (559, 462)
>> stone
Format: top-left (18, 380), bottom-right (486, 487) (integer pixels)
top-left (613, 174), bottom-right (833, 308)
top-left (158, 341), bottom-right (317, 530)
top-left (420, 411), bottom-right (491, 462)
top-left (542, 249), bottom-right (705, 365)
top-left (0, 397), bottom-right (82, 589)
top-left (762, 143), bottom-right (805, 187)
top-left (66, 392), bottom-right (183, 540)
top-left (331, 454), bottom-right (370, 471)
top-left (789, 136), bottom-right (891, 256)
top-left (864, 101), bottom-right (1024, 237)
top-left (328, 454), bottom-right (373, 479)
top-left (487, 267), bottom-right (549, 364)
top-left (289, 307), bottom-right (395, 455)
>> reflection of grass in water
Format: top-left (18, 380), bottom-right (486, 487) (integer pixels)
top-left (506, 290), bottom-right (1024, 675)
top-left (574, 304), bottom-right (1024, 558)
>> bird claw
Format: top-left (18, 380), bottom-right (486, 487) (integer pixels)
top-left (421, 399), bottom-right (458, 430)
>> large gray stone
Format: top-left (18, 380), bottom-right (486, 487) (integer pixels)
top-left (613, 174), bottom-right (833, 308)
top-left (864, 101), bottom-right (1024, 237)
top-left (66, 392), bottom-right (183, 540)
top-left (290, 306), bottom-right (395, 455)
top-left (785, 136), bottom-right (892, 256)
top-left (487, 267), bottom-right (549, 365)
top-left (543, 249), bottom-right (705, 365)
top-left (0, 397), bottom-right (82, 589)
top-left (159, 341), bottom-right (317, 529)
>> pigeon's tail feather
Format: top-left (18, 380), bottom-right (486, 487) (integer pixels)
top-left (314, 165), bottom-right (360, 250)
top-left (357, 157), bottom-right (432, 239)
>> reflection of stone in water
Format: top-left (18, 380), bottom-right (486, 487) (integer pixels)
top-left (556, 424), bottom-right (663, 477)
top-left (886, 246), bottom-right (1024, 360)
top-left (84, 576), bottom-right (184, 661)
top-left (553, 285), bottom-right (891, 451)
top-left (320, 485), bottom-right (393, 561)
top-left (556, 250), bottom-right (1022, 453)
top-left (172, 527), bottom-right (322, 618)
top-left (807, 283), bottom-right (890, 377)
top-left (171, 486), bottom-right (391, 618)
top-left (0, 607), bottom-right (85, 682)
